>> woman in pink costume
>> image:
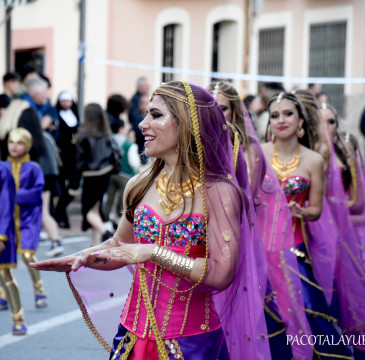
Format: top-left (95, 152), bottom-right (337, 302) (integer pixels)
top-left (319, 103), bottom-right (365, 357)
top-left (208, 81), bottom-right (313, 359)
top-left (262, 92), bottom-right (354, 359)
top-left (30, 81), bottom-right (270, 360)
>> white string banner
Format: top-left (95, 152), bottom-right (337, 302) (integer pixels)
top-left (87, 56), bottom-right (365, 85)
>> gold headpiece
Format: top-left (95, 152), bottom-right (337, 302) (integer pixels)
top-left (276, 92), bottom-right (284, 103)
top-left (212, 82), bottom-right (241, 101)
top-left (151, 84), bottom-right (216, 108)
top-left (8, 128), bottom-right (32, 152)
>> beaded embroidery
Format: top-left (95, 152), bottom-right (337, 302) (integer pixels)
top-left (133, 206), bottom-right (160, 243)
top-left (167, 216), bottom-right (206, 246)
top-left (281, 176), bottom-right (309, 196)
top-left (133, 205), bottom-right (206, 247)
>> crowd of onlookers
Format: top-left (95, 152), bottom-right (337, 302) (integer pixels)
top-left (0, 69), bottom-right (151, 335)
top-left (0, 69), bottom-right (149, 257)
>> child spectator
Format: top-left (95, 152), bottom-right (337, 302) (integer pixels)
top-left (4, 128), bottom-right (47, 308)
top-left (0, 162), bottom-right (27, 335)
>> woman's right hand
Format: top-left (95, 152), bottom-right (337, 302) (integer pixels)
top-left (29, 251), bottom-right (88, 272)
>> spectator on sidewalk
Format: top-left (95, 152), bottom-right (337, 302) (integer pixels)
top-left (54, 91), bottom-right (80, 229)
top-left (129, 77), bottom-right (150, 161)
top-left (104, 120), bottom-right (141, 227)
top-left (106, 94), bottom-right (129, 134)
top-left (18, 108), bottom-right (64, 257)
top-left (1, 72), bottom-right (20, 104)
top-left (71, 103), bottom-right (115, 246)
top-left (22, 76), bottom-right (59, 140)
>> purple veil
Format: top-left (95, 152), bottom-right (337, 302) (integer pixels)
top-left (345, 135), bottom-right (365, 263)
top-left (243, 106), bottom-right (313, 359)
top-left (67, 82), bottom-right (271, 359)
top-left (324, 134), bottom-right (365, 351)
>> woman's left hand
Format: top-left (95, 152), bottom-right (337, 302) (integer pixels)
top-left (288, 201), bottom-right (304, 218)
top-left (89, 242), bottom-right (155, 266)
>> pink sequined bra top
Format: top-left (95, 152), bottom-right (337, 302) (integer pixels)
top-left (281, 176), bottom-right (310, 245)
top-left (282, 176), bottom-right (310, 207)
top-left (121, 204), bottom-right (221, 340)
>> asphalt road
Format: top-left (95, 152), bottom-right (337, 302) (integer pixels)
top-left (0, 235), bottom-right (110, 360)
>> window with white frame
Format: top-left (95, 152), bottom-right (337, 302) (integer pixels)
top-left (258, 27), bottom-right (285, 76)
top-left (211, 20), bottom-right (238, 81)
top-left (309, 21), bottom-right (346, 116)
top-left (162, 24), bottom-right (182, 82)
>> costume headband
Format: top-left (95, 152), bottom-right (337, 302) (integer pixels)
top-left (212, 83), bottom-right (241, 101)
top-left (8, 128), bottom-right (32, 152)
top-left (150, 84), bottom-right (216, 108)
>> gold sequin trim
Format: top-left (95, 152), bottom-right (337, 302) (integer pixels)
top-left (179, 290), bottom-right (193, 335)
top-left (233, 131), bottom-right (240, 173)
top-left (66, 273), bottom-right (111, 352)
top-left (171, 339), bottom-right (184, 359)
top-left (139, 266), bottom-right (169, 359)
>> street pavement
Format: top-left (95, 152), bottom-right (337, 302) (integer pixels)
top-left (0, 203), bottom-right (111, 359)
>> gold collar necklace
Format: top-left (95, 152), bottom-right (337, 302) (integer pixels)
top-left (156, 171), bottom-right (201, 215)
top-left (271, 141), bottom-right (300, 183)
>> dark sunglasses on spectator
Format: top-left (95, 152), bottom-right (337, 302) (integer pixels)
top-left (327, 119), bottom-right (336, 125)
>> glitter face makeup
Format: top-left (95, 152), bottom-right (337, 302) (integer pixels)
top-left (152, 102), bottom-right (171, 126)
top-left (138, 95), bottom-right (179, 160)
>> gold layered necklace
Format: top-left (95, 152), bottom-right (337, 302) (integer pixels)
top-left (271, 141), bottom-right (301, 182)
top-left (156, 171), bottom-right (201, 215)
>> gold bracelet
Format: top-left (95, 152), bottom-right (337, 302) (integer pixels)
top-left (172, 254), bottom-right (182, 274)
top-left (160, 248), bottom-right (169, 267)
top-left (152, 247), bottom-right (195, 278)
top-left (151, 245), bottom-right (160, 262)
top-left (180, 257), bottom-right (187, 275)
top-left (185, 258), bottom-right (194, 276)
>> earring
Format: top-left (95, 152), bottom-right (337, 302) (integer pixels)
top-left (296, 127), bottom-right (305, 138)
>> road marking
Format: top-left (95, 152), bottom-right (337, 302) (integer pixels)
top-left (0, 309), bottom-right (81, 348)
top-left (0, 295), bottom-right (128, 348)
top-left (38, 236), bottom-right (90, 247)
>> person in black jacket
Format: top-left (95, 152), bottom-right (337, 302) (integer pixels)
top-left (54, 92), bottom-right (80, 229)
top-left (71, 103), bottom-right (115, 245)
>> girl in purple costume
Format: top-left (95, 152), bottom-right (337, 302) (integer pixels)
top-left (262, 93), bottom-right (354, 359)
top-left (5, 128), bottom-right (47, 309)
top-left (0, 162), bottom-right (27, 335)
top-left (30, 81), bottom-right (270, 359)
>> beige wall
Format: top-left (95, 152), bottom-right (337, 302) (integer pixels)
top-left (256, 0), bottom-right (365, 149)
top-left (1, 0), bottom-right (364, 139)
top-left (0, 0), bottom-right (107, 106)
top-left (107, 0), bottom-right (246, 98)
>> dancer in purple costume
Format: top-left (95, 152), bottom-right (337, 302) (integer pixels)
top-left (262, 92), bottom-right (354, 359)
top-left (319, 103), bottom-right (365, 356)
top-left (208, 81), bottom-right (314, 359)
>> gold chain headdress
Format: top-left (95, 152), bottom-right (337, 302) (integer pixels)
top-left (212, 82), bottom-right (241, 101)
